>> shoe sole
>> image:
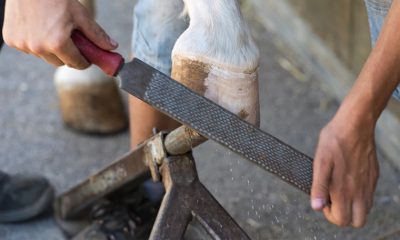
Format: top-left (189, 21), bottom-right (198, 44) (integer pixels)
top-left (0, 186), bottom-right (54, 223)
top-left (54, 214), bottom-right (89, 238)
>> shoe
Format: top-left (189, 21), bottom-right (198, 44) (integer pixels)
top-left (0, 171), bottom-right (54, 222)
top-left (73, 182), bottom-right (161, 240)
top-left (73, 198), bottom-right (158, 240)
top-left (57, 177), bottom-right (164, 238)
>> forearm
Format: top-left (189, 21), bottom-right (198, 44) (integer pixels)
top-left (312, 0), bottom-right (395, 228)
top-left (338, 0), bottom-right (400, 125)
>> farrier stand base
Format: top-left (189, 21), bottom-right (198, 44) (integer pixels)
top-left (54, 126), bottom-right (250, 239)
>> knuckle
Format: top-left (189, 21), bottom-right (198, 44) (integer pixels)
top-left (65, 63), bottom-right (74, 68)
top-left (93, 26), bottom-right (109, 42)
top-left (313, 183), bottom-right (329, 194)
top-left (2, 28), bottom-right (13, 44)
top-left (332, 211), bottom-right (351, 227)
top-left (28, 43), bottom-right (45, 55)
top-left (93, 22), bottom-right (101, 31)
top-left (317, 156), bottom-right (330, 167)
top-left (75, 7), bottom-right (90, 20)
top-left (48, 41), bottom-right (64, 52)
top-left (47, 36), bottom-right (67, 52)
top-left (67, 60), bottom-right (89, 70)
top-left (11, 41), bottom-right (23, 49)
top-left (352, 220), bottom-right (366, 228)
top-left (42, 57), bottom-right (61, 67)
top-left (49, 61), bottom-right (64, 67)
top-left (2, 34), bottom-right (12, 46)
top-left (93, 24), bottom-right (106, 36)
top-left (15, 42), bottom-right (28, 52)
top-left (4, 36), bottom-right (22, 49)
top-left (75, 61), bottom-right (90, 70)
top-left (335, 217), bottom-right (351, 227)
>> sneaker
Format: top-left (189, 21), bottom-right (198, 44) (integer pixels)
top-left (0, 171), bottom-right (54, 222)
top-left (73, 198), bottom-right (158, 240)
top-left (58, 178), bottom-right (163, 238)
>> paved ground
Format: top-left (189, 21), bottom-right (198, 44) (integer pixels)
top-left (0, 1), bottom-right (399, 239)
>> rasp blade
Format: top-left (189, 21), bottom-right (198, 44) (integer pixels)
top-left (119, 59), bottom-right (313, 194)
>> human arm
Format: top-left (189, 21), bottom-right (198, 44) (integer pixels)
top-left (311, 0), bottom-right (400, 228)
top-left (2, 0), bottom-right (118, 69)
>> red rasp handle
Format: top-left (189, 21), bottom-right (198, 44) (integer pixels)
top-left (71, 30), bottom-right (124, 76)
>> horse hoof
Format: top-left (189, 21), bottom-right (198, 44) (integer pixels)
top-left (54, 65), bottom-right (128, 134)
top-left (172, 54), bottom-right (260, 126)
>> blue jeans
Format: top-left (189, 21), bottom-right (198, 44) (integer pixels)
top-left (364, 0), bottom-right (400, 100)
top-left (131, 0), bottom-right (188, 75)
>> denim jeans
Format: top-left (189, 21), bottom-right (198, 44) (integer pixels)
top-left (131, 0), bottom-right (188, 75)
top-left (364, 0), bottom-right (400, 100)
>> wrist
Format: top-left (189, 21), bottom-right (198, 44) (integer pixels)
top-left (333, 96), bottom-right (377, 135)
top-left (337, 63), bottom-right (395, 127)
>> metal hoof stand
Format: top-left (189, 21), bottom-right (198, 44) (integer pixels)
top-left (54, 125), bottom-right (250, 239)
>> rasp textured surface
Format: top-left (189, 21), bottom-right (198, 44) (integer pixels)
top-left (120, 59), bottom-right (313, 194)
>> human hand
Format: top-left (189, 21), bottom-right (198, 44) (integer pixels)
top-left (311, 113), bottom-right (379, 228)
top-left (3, 0), bottom-right (118, 69)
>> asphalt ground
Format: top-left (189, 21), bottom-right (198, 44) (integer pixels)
top-left (0, 1), bottom-right (399, 239)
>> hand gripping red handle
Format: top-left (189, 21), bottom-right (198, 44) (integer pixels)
top-left (71, 30), bottom-right (124, 76)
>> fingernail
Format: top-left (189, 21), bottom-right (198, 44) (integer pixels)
top-left (311, 198), bottom-right (326, 210)
top-left (109, 37), bottom-right (118, 47)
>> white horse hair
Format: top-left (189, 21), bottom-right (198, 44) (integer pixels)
top-left (173, 0), bottom-right (260, 71)
top-left (172, 0), bottom-right (261, 126)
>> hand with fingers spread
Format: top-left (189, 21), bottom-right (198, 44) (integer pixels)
top-left (3, 0), bottom-right (118, 69)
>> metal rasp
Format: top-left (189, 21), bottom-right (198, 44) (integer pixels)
top-left (72, 31), bottom-right (314, 194)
